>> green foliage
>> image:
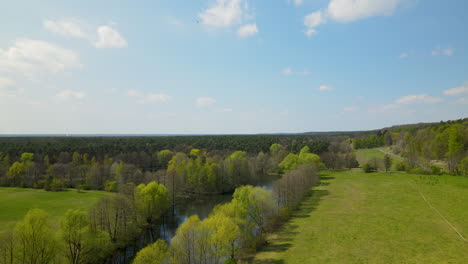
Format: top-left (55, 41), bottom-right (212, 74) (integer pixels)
top-left (279, 146), bottom-right (323, 172)
top-left (363, 163), bottom-right (375, 173)
top-left (61, 209), bottom-right (112, 264)
top-left (20, 153), bottom-right (34, 163)
top-left (457, 157), bottom-right (468, 176)
top-left (383, 154), bottom-right (392, 172)
top-left (104, 180), bottom-right (118, 192)
top-left (156, 149), bottom-right (173, 168)
top-left (135, 181), bottom-right (169, 224)
top-left (133, 239), bottom-right (169, 264)
top-left (49, 177), bottom-right (64, 192)
top-left (14, 209), bottom-right (57, 264)
top-left (270, 143), bottom-right (282, 153)
top-left (353, 135), bottom-right (384, 149)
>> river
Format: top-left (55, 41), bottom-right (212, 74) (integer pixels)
top-left (108, 174), bottom-right (278, 264)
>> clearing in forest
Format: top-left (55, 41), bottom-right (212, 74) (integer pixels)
top-left (255, 171), bottom-right (468, 263)
top-left (0, 187), bottom-right (109, 233)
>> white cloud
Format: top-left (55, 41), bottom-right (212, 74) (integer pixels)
top-left (45, 18), bottom-right (127, 49)
top-left (237, 23), bottom-right (258, 38)
top-left (399, 52), bottom-right (408, 58)
top-left (196, 97), bottom-right (217, 106)
top-left (43, 18), bottom-right (90, 39)
top-left (199, 0), bottom-right (244, 27)
top-left (395, 94), bottom-right (441, 104)
top-left (304, 0), bottom-right (403, 36)
top-left (294, 0), bottom-right (304, 6)
top-left (327, 0), bottom-right (400, 22)
top-left (304, 11), bottom-right (326, 28)
top-left (282, 67), bottom-right (292, 75)
top-left (443, 82), bottom-right (468, 96)
top-left (319, 85), bottom-right (334, 91)
top-left (305, 28), bottom-right (317, 37)
top-left (343, 106), bottom-right (357, 112)
top-left (0, 39), bottom-right (80, 74)
top-left (95, 26), bottom-right (127, 48)
top-left (432, 47), bottom-right (454, 56)
top-left (282, 67), bottom-right (310, 76)
top-left (126, 90), bottom-right (171, 104)
top-left (218, 108), bottom-right (233, 112)
top-left (0, 77), bottom-right (19, 97)
top-left (455, 98), bottom-right (468, 105)
top-left (55, 90), bottom-right (86, 102)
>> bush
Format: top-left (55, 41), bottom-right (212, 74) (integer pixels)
top-left (33, 180), bottom-right (46, 189)
top-left (79, 183), bottom-right (90, 190)
top-left (396, 162), bottom-right (407, 172)
top-left (458, 157), bottom-right (468, 176)
top-left (49, 178), bottom-right (64, 192)
top-left (104, 180), bottom-right (118, 192)
top-left (363, 163), bottom-right (376, 173)
top-left (430, 165), bottom-right (442, 175)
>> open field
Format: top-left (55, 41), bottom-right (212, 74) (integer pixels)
top-left (355, 147), bottom-right (403, 170)
top-left (0, 187), bottom-right (109, 233)
top-left (255, 171), bottom-right (468, 263)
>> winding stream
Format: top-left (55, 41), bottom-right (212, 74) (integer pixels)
top-left (108, 174), bottom-right (277, 264)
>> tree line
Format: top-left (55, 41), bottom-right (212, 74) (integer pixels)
top-left (0, 144), bottom-right (323, 264)
top-left (133, 158), bottom-right (320, 264)
top-left (0, 180), bottom-right (170, 264)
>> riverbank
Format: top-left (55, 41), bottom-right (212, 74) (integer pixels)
top-left (254, 171), bottom-right (468, 263)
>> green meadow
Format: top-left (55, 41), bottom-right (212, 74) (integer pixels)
top-left (255, 171), bottom-right (468, 263)
top-left (355, 147), bottom-right (403, 170)
top-left (0, 187), bottom-right (109, 233)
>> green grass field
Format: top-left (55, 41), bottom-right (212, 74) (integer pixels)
top-left (255, 171), bottom-right (468, 263)
top-left (355, 147), bottom-right (403, 170)
top-left (0, 188), bottom-right (109, 233)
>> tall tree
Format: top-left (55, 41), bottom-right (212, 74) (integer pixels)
top-left (14, 209), bottom-right (57, 264)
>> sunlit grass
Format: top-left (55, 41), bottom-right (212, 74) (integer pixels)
top-left (0, 187), bottom-right (109, 233)
top-left (255, 171), bottom-right (468, 263)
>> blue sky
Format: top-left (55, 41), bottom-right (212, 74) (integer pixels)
top-left (0, 0), bottom-right (467, 134)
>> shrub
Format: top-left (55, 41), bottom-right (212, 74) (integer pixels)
top-left (396, 162), bottom-right (407, 172)
top-left (458, 157), bottom-right (468, 176)
top-left (430, 165), bottom-right (442, 175)
top-left (104, 180), bottom-right (118, 192)
top-left (363, 163), bottom-right (375, 173)
top-left (33, 180), bottom-right (46, 189)
top-left (49, 178), bottom-right (64, 192)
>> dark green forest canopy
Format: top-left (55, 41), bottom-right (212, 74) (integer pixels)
top-left (0, 135), bottom-right (332, 159)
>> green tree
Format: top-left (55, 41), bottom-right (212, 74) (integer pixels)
top-left (132, 240), bottom-right (169, 264)
top-left (156, 150), bottom-right (173, 169)
top-left (171, 215), bottom-right (202, 264)
top-left (61, 209), bottom-right (112, 264)
top-left (14, 209), bottom-right (57, 264)
top-left (458, 156), bottom-right (468, 176)
top-left (447, 125), bottom-right (465, 174)
top-left (135, 181), bottom-right (170, 224)
top-left (269, 143), bottom-right (282, 153)
top-left (383, 154), bottom-right (392, 172)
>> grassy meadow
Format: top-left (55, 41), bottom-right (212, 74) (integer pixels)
top-left (0, 187), bottom-right (109, 233)
top-left (255, 171), bottom-right (468, 263)
top-left (355, 147), bottom-right (403, 170)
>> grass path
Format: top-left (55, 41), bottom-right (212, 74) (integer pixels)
top-left (0, 187), bottom-right (109, 233)
top-left (254, 171), bottom-right (468, 264)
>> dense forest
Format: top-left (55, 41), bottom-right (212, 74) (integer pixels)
top-left (352, 118), bottom-right (468, 175)
top-left (0, 144), bottom-right (320, 264)
top-left (0, 118), bottom-right (466, 264)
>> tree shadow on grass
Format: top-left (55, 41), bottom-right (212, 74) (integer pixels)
top-left (253, 189), bottom-right (330, 263)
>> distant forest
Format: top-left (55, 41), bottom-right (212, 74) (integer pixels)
top-left (0, 118), bottom-right (466, 192)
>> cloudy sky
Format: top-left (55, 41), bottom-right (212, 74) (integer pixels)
top-left (0, 0), bottom-right (467, 134)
